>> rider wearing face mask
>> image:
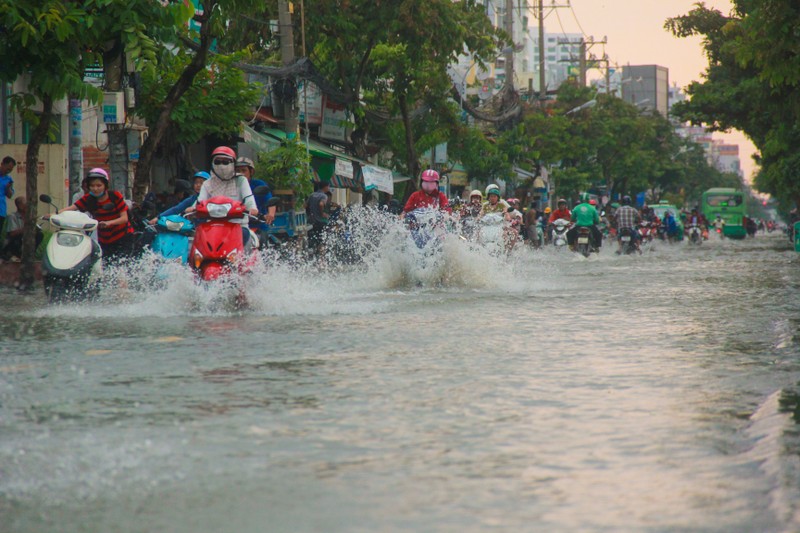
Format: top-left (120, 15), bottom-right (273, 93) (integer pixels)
top-left (188, 146), bottom-right (259, 244)
top-left (402, 169), bottom-right (452, 214)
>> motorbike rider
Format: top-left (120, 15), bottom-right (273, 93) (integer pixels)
top-left (713, 214), bottom-right (726, 237)
top-left (612, 195), bottom-right (642, 250)
top-left (524, 203), bottom-right (541, 247)
top-left (663, 210), bottom-right (679, 242)
top-left (459, 189), bottom-right (483, 239)
top-left (403, 169), bottom-right (452, 214)
top-left (567, 193), bottom-right (602, 250)
top-left (59, 168), bottom-right (135, 264)
top-left (479, 184), bottom-right (510, 216)
top-left (149, 171), bottom-right (209, 224)
top-left (686, 207), bottom-right (709, 239)
top-left (236, 156), bottom-right (276, 225)
top-left (186, 146), bottom-right (259, 247)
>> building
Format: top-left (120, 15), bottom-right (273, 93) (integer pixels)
top-left (621, 65), bottom-right (669, 116)
top-left (712, 141), bottom-right (742, 177)
top-left (527, 29), bottom-right (584, 93)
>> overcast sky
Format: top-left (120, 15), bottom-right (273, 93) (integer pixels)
top-left (544, 0), bottom-right (757, 182)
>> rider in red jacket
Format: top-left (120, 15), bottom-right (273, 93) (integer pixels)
top-left (403, 169), bottom-right (451, 214)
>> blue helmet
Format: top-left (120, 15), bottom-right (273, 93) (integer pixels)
top-left (193, 171), bottom-right (210, 180)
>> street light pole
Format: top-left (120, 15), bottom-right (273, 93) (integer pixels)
top-left (538, 0), bottom-right (545, 100)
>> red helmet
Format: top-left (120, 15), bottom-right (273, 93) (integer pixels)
top-left (589, 199), bottom-right (597, 206)
top-left (86, 167), bottom-right (109, 186)
top-left (420, 169), bottom-right (439, 182)
top-left (211, 146), bottom-right (236, 160)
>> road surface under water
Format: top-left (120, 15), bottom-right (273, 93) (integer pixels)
top-left (1, 226), bottom-right (800, 532)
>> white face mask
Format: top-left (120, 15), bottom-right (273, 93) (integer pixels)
top-left (421, 181), bottom-right (438, 194)
top-left (212, 159), bottom-right (235, 181)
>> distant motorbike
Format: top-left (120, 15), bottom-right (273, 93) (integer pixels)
top-left (617, 227), bottom-right (639, 255)
top-left (574, 226), bottom-right (594, 258)
top-left (686, 223), bottom-right (702, 245)
top-left (478, 212), bottom-right (507, 255)
top-left (39, 194), bottom-right (102, 303)
top-left (550, 218), bottom-right (570, 249)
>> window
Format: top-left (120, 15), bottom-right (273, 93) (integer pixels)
top-left (706, 194), bottom-right (743, 207)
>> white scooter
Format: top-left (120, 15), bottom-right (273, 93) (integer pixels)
top-left (39, 194), bottom-right (103, 303)
top-left (550, 218), bottom-right (570, 248)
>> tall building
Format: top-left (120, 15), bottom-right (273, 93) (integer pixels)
top-left (621, 65), bottom-right (669, 116)
top-left (527, 29), bottom-right (584, 93)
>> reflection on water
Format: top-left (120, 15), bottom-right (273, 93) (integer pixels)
top-left (1, 229), bottom-right (799, 532)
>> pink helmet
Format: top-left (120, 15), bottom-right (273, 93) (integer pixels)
top-left (211, 146), bottom-right (236, 159)
top-left (86, 167), bottom-right (109, 186)
top-left (420, 169), bottom-right (439, 182)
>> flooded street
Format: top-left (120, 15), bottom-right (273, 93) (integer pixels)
top-left (2, 232), bottom-right (800, 532)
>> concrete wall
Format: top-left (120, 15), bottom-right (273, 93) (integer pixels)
top-left (1, 144), bottom-right (68, 212)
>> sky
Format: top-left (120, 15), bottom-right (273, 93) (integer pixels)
top-left (543, 0), bottom-right (757, 182)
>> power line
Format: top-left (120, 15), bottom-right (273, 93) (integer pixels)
top-left (569, 3), bottom-right (588, 39)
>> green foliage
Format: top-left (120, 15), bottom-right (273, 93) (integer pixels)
top-left (666, 1), bottom-right (800, 208)
top-left (254, 139), bottom-right (314, 208)
top-left (137, 52), bottom-right (260, 145)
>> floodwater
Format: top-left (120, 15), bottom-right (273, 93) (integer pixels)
top-left (1, 218), bottom-right (800, 533)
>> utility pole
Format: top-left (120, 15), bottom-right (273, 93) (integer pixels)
top-left (559, 35), bottom-right (608, 89)
top-left (534, 1), bottom-right (569, 102)
top-left (505, 0), bottom-right (514, 91)
top-left (278, 0), bottom-right (298, 135)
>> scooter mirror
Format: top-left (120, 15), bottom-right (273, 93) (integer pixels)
top-left (265, 197), bottom-right (282, 208)
top-left (253, 185), bottom-right (272, 196)
top-left (39, 194), bottom-right (53, 204)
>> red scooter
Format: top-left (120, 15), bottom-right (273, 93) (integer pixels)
top-left (189, 192), bottom-right (279, 282)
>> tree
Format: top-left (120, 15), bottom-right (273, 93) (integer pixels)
top-left (666, 2), bottom-right (800, 209)
top-left (0, 0), bottom-right (181, 287)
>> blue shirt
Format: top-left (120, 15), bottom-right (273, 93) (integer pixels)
top-left (159, 194), bottom-right (197, 218)
top-left (0, 175), bottom-right (14, 217)
top-left (250, 179), bottom-right (273, 214)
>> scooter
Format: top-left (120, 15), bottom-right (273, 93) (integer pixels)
top-left (617, 227), bottom-right (639, 255)
top-left (686, 223), bottom-right (702, 245)
top-left (550, 218), bottom-right (570, 248)
top-left (405, 208), bottom-right (446, 252)
top-left (478, 212), bottom-right (506, 255)
top-left (39, 194), bottom-right (102, 303)
top-left (574, 226), bottom-right (594, 258)
top-left (188, 192), bottom-right (278, 282)
top-left (149, 214), bottom-right (195, 263)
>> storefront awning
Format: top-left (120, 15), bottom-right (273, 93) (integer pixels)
top-left (244, 124), bottom-right (404, 194)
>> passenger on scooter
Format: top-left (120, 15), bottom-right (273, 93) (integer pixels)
top-left (403, 169), bottom-right (452, 214)
top-left (60, 168), bottom-right (134, 264)
top-left (548, 198), bottom-right (571, 224)
top-left (460, 189), bottom-right (483, 239)
top-left (479, 184), bottom-right (509, 216)
top-left (149, 171), bottom-right (209, 224)
top-left (612, 195), bottom-right (642, 247)
top-left (236, 156), bottom-right (276, 225)
top-left (663, 210), bottom-right (678, 242)
top-left (186, 146), bottom-right (259, 247)
top-left (686, 208), bottom-right (709, 239)
top-left (567, 193), bottom-right (602, 250)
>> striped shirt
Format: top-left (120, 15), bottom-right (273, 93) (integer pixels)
top-left (75, 191), bottom-right (133, 244)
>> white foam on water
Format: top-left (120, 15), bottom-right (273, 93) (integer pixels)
top-left (744, 390), bottom-right (800, 530)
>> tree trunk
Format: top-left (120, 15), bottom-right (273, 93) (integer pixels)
top-left (132, 0), bottom-right (217, 203)
top-left (398, 92), bottom-right (420, 203)
top-left (19, 96), bottom-right (53, 289)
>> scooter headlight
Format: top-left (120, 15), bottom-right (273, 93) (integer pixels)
top-left (56, 233), bottom-right (84, 247)
top-left (226, 249), bottom-right (238, 263)
top-left (207, 203), bottom-right (232, 218)
top-left (165, 220), bottom-right (185, 232)
top-left (193, 250), bottom-right (204, 268)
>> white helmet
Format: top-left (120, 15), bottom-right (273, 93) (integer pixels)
top-left (470, 189), bottom-right (482, 199)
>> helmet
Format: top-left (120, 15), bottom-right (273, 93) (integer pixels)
top-left (211, 146), bottom-right (236, 160)
top-left (485, 183), bottom-right (501, 197)
top-left (544, 207), bottom-right (552, 214)
top-left (622, 195), bottom-right (632, 206)
top-left (235, 156), bottom-right (255, 170)
top-left (557, 198), bottom-right (567, 206)
top-left (193, 171), bottom-right (210, 181)
top-left (86, 168), bottom-right (109, 186)
top-left (469, 189), bottom-right (482, 199)
top-left (421, 169), bottom-right (439, 182)
top-left (508, 197), bottom-right (519, 204)
top-left (589, 198), bottom-right (597, 206)
top-left (579, 192), bottom-right (591, 203)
